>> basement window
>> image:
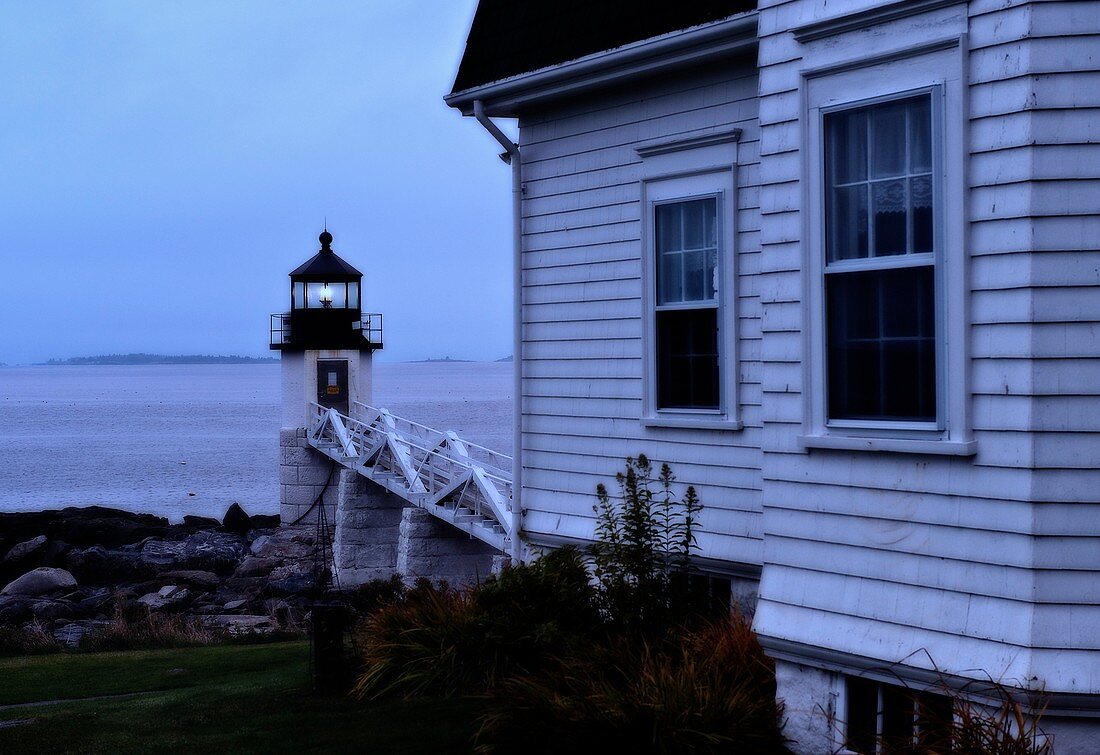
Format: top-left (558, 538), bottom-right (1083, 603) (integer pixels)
top-left (845, 676), bottom-right (953, 754)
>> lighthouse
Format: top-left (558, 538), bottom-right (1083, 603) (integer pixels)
top-left (271, 229), bottom-right (382, 525)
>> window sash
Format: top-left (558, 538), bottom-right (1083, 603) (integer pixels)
top-left (822, 91), bottom-right (941, 427)
top-left (653, 194), bottom-right (722, 412)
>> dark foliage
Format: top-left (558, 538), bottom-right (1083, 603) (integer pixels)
top-left (591, 454), bottom-right (708, 635)
top-left (353, 548), bottom-right (599, 700)
top-left (476, 614), bottom-right (788, 755)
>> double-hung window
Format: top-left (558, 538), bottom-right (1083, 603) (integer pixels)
top-left (824, 96), bottom-right (936, 423)
top-left (801, 44), bottom-right (972, 454)
top-left (637, 144), bottom-right (739, 429)
top-left (655, 197), bottom-right (720, 410)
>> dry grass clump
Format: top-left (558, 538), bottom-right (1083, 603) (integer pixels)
top-left (83, 610), bottom-right (224, 652)
top-left (476, 614), bottom-right (787, 755)
top-left (950, 682), bottom-right (1050, 755)
top-left (0, 621), bottom-right (64, 656)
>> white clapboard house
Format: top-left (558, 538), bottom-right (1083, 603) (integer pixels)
top-left (445, 0), bottom-right (1100, 751)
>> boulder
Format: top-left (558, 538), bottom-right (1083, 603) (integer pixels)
top-left (249, 514), bottom-right (280, 530)
top-left (2, 568), bottom-right (77, 596)
top-left (221, 503), bottom-right (251, 535)
top-left (140, 539), bottom-right (188, 567)
top-left (141, 532), bottom-right (244, 575)
top-left (183, 515), bottom-right (220, 529)
top-left (65, 546), bottom-right (153, 585)
top-left (159, 570), bottom-right (220, 589)
top-left (3, 536), bottom-right (48, 565)
top-left (252, 530), bottom-right (316, 562)
top-left (249, 535), bottom-right (271, 556)
top-left (235, 556), bottom-right (277, 579)
top-left (201, 614), bottom-right (273, 635)
top-left (137, 587), bottom-right (190, 612)
top-left (43, 507), bottom-right (171, 548)
top-left (223, 599), bottom-right (247, 611)
top-left (54, 619), bottom-right (110, 648)
top-left (31, 599), bottom-right (77, 623)
top-left (0, 594), bottom-right (34, 624)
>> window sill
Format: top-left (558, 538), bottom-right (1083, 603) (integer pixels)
top-left (643, 417), bottom-right (743, 432)
top-left (798, 434), bottom-right (976, 456)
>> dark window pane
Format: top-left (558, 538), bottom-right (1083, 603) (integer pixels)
top-left (846, 677), bottom-right (879, 755)
top-left (881, 685), bottom-right (915, 751)
top-left (910, 98), bottom-right (932, 174)
top-left (910, 175), bottom-right (934, 254)
top-left (871, 102), bottom-right (907, 179)
top-left (827, 109), bottom-right (868, 184)
top-left (915, 691), bottom-right (954, 752)
top-left (657, 308), bottom-right (719, 410)
top-left (684, 250), bottom-right (706, 301)
top-left (827, 266), bottom-right (936, 422)
top-left (659, 252), bottom-right (683, 305)
top-left (657, 203), bottom-right (681, 253)
top-left (705, 200), bottom-right (717, 247)
top-left (683, 200), bottom-right (705, 249)
top-left (828, 184), bottom-right (870, 261)
top-left (872, 180), bottom-right (908, 257)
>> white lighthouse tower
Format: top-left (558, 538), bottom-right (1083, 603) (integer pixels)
top-left (271, 229), bottom-right (382, 525)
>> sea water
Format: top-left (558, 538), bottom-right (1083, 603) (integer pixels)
top-left (0, 362), bottom-right (511, 521)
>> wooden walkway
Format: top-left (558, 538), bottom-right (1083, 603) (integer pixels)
top-left (306, 402), bottom-right (515, 553)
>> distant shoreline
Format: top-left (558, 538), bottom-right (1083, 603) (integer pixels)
top-left (42, 353), bottom-right (277, 365)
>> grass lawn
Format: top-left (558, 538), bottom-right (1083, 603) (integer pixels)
top-left (0, 642), bottom-right (485, 754)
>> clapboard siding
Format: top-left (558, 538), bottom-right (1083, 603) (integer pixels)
top-left (481, 0), bottom-right (1100, 705)
top-left (516, 58), bottom-right (764, 566)
top-left (751, 0), bottom-right (1100, 696)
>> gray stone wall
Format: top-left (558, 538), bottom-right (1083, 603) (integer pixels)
top-left (332, 469), bottom-right (404, 585)
top-left (279, 428), bottom-right (339, 527)
top-left (396, 508), bottom-right (501, 588)
top-left (327, 466), bottom-right (503, 588)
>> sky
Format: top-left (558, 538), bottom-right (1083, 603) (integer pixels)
top-left (0, 1), bottom-right (515, 364)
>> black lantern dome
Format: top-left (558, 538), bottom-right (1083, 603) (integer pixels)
top-left (270, 230), bottom-right (383, 351)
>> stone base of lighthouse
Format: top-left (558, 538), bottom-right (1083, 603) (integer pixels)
top-left (279, 428), bottom-right (340, 527)
top-left (331, 469), bottom-right (503, 588)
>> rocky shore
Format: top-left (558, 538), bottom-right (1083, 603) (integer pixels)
top-left (0, 504), bottom-right (322, 646)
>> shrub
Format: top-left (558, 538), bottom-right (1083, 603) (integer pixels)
top-left (352, 548), bottom-right (600, 700)
top-left (476, 614), bottom-right (788, 754)
top-left (353, 584), bottom-right (485, 699)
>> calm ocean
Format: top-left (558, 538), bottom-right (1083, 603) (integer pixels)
top-left (0, 362), bottom-right (511, 522)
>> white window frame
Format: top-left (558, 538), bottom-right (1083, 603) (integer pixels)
top-left (638, 159), bottom-right (739, 431)
top-left (799, 43), bottom-right (974, 455)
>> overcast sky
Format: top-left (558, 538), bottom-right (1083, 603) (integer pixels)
top-left (0, 1), bottom-right (515, 364)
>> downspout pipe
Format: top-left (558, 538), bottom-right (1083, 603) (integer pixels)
top-left (473, 99), bottom-right (524, 565)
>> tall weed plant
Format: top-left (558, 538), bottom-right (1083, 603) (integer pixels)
top-left (591, 454), bottom-right (707, 633)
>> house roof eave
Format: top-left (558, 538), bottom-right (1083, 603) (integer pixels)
top-left (445, 11), bottom-right (759, 118)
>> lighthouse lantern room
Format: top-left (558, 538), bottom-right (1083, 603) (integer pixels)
top-left (271, 229), bottom-right (382, 431)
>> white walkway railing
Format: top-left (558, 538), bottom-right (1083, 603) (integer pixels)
top-left (306, 402), bottom-right (514, 553)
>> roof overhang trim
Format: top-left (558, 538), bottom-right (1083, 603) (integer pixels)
top-left (445, 11), bottom-right (758, 117)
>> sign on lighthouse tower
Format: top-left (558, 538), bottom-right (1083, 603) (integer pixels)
top-left (271, 230), bottom-right (383, 524)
